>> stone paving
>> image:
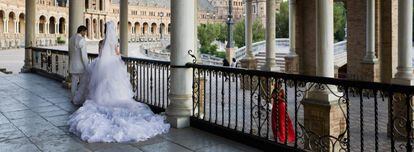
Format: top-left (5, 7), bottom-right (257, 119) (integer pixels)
top-left (0, 73), bottom-right (261, 152)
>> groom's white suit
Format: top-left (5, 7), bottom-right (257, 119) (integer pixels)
top-left (69, 33), bottom-right (89, 101)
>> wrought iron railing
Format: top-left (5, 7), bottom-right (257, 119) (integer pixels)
top-left (30, 47), bottom-right (170, 111)
top-left (186, 62), bottom-right (414, 152)
top-left (30, 47), bottom-right (414, 151)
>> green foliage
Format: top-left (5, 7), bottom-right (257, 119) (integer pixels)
top-left (198, 23), bottom-right (220, 55)
top-left (276, 1), bottom-right (289, 38)
top-left (57, 36), bottom-right (66, 44)
top-left (233, 18), bottom-right (266, 48)
top-left (334, 2), bottom-right (346, 41)
top-left (274, 1), bottom-right (347, 41)
top-left (214, 51), bottom-right (226, 58)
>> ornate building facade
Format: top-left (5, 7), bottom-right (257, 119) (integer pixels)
top-left (0, 0), bottom-right (248, 50)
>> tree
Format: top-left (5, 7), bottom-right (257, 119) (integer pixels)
top-left (233, 18), bottom-right (266, 48)
top-left (197, 23), bottom-right (220, 54)
top-left (276, 0), bottom-right (289, 38)
top-left (334, 2), bottom-right (346, 41)
top-left (275, 1), bottom-right (346, 41)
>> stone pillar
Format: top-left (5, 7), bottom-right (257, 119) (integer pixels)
top-left (166, 0), bottom-right (196, 129)
top-left (21, 0), bottom-right (36, 72)
top-left (263, 0), bottom-right (278, 71)
top-left (303, 0), bottom-right (345, 151)
top-left (120, 0), bottom-right (128, 56)
top-left (14, 20), bottom-right (18, 34)
top-left (56, 23), bottom-right (59, 34)
top-left (285, 0), bottom-right (299, 74)
top-left (363, 0), bottom-right (378, 63)
top-left (69, 0), bottom-right (85, 39)
top-left (389, 0), bottom-right (414, 139)
top-left (4, 19), bottom-right (8, 33)
top-left (240, 0), bottom-right (257, 90)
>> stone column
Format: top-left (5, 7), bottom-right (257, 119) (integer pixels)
top-left (285, 0), bottom-right (299, 74)
top-left (390, 0), bottom-right (414, 140)
top-left (4, 19), bottom-right (8, 33)
top-left (120, 0), bottom-right (128, 56)
top-left (35, 22), bottom-right (39, 34)
top-left (363, 0), bottom-right (377, 63)
top-left (393, 0), bottom-right (414, 84)
top-left (303, 0), bottom-right (345, 151)
top-left (45, 22), bottom-right (49, 34)
top-left (14, 20), bottom-right (18, 34)
top-left (240, 0), bottom-right (257, 90)
top-left (56, 23), bottom-right (59, 34)
top-left (69, 0), bottom-right (85, 38)
top-left (166, 0), bottom-right (196, 128)
top-left (21, 0), bottom-right (36, 72)
top-left (263, 0), bottom-right (278, 71)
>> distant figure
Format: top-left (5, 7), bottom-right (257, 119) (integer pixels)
top-left (231, 58), bottom-right (237, 68)
top-left (223, 58), bottom-right (230, 67)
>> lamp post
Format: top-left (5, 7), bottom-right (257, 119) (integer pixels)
top-left (159, 12), bottom-right (164, 40)
top-left (226, 0), bottom-right (234, 64)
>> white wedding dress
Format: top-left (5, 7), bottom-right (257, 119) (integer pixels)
top-left (68, 21), bottom-right (170, 143)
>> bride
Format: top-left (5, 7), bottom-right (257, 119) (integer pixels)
top-left (68, 21), bottom-right (170, 143)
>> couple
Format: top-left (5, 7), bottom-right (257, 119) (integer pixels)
top-left (68, 21), bottom-right (170, 143)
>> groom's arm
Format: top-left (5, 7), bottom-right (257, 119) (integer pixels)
top-left (79, 39), bottom-right (89, 69)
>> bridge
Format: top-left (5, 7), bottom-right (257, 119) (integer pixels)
top-left (235, 38), bottom-right (348, 71)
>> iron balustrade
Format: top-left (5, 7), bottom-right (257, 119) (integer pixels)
top-left (186, 62), bottom-right (414, 152)
top-left (29, 47), bottom-right (414, 151)
top-left (30, 47), bottom-right (170, 111)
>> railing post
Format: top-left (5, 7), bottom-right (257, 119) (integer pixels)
top-left (166, 0), bottom-right (196, 128)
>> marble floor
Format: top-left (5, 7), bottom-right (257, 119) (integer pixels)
top-left (0, 73), bottom-right (261, 152)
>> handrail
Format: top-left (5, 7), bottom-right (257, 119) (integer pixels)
top-left (185, 62), bottom-right (414, 93)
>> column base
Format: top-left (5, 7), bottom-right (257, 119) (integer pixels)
top-left (359, 61), bottom-right (379, 82)
top-left (302, 98), bottom-right (347, 151)
top-left (240, 58), bottom-right (257, 69)
top-left (285, 55), bottom-right (299, 74)
top-left (261, 63), bottom-right (280, 72)
top-left (167, 116), bottom-right (190, 129)
top-left (388, 78), bottom-right (414, 140)
top-left (20, 66), bottom-right (32, 73)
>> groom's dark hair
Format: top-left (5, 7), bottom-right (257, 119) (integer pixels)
top-left (77, 26), bottom-right (88, 33)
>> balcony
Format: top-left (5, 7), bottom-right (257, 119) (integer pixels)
top-left (0, 73), bottom-right (260, 152)
top-left (2, 47), bottom-right (414, 151)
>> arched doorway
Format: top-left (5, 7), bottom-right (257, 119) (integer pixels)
top-left (100, 19), bottom-right (104, 38)
top-left (59, 17), bottom-right (66, 34)
top-left (159, 23), bottom-right (165, 35)
top-left (0, 10), bottom-right (5, 33)
top-left (134, 22), bottom-right (140, 35)
top-left (99, 0), bottom-right (104, 11)
top-left (151, 23), bottom-right (157, 34)
top-left (93, 19), bottom-right (97, 39)
top-left (128, 22), bottom-right (132, 34)
top-left (142, 22), bottom-right (148, 35)
top-left (8, 12), bottom-right (15, 33)
top-left (39, 15), bottom-right (47, 34)
top-left (49, 17), bottom-right (56, 34)
top-left (18, 13), bottom-right (24, 34)
top-left (85, 0), bottom-right (89, 9)
top-left (85, 18), bottom-right (90, 38)
top-left (167, 24), bottom-right (171, 34)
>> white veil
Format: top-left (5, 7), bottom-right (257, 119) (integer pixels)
top-left (87, 21), bottom-right (134, 105)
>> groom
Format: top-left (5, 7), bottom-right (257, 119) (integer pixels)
top-left (69, 26), bottom-right (89, 104)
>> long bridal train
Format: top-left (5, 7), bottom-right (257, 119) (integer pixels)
top-left (68, 21), bottom-right (170, 143)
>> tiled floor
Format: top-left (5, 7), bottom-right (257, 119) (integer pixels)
top-left (0, 74), bottom-right (261, 152)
